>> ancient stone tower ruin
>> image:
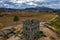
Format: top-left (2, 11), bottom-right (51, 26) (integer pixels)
top-left (23, 19), bottom-right (40, 40)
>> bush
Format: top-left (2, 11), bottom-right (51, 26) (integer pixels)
top-left (13, 16), bottom-right (19, 22)
top-left (0, 23), bottom-right (4, 29)
top-left (13, 16), bottom-right (19, 25)
top-left (0, 15), bottom-right (4, 17)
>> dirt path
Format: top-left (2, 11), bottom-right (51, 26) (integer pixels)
top-left (40, 22), bottom-right (59, 40)
top-left (0, 22), bottom-right (59, 40)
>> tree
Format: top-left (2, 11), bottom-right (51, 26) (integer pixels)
top-left (13, 16), bottom-right (19, 25)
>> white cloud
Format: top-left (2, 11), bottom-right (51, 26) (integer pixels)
top-left (0, 0), bottom-right (60, 9)
top-left (3, 4), bottom-right (14, 8)
top-left (0, 1), bottom-right (3, 3)
top-left (10, 0), bottom-right (24, 3)
top-left (27, 2), bottom-right (38, 6)
top-left (9, 0), bottom-right (33, 3)
top-left (9, 0), bottom-right (48, 3)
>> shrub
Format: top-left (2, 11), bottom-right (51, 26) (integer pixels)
top-left (0, 23), bottom-right (4, 29)
top-left (13, 16), bottom-right (19, 22)
top-left (13, 16), bottom-right (19, 25)
top-left (0, 15), bottom-right (4, 17)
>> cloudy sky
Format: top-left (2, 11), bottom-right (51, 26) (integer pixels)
top-left (0, 0), bottom-right (60, 9)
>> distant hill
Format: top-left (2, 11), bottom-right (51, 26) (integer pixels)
top-left (0, 8), bottom-right (19, 12)
top-left (0, 7), bottom-right (60, 13)
top-left (22, 7), bottom-right (53, 12)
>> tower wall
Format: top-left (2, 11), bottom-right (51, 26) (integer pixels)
top-left (23, 19), bottom-right (40, 40)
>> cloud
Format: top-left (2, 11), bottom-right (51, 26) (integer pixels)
top-left (0, 0), bottom-right (60, 9)
top-left (9, 0), bottom-right (45, 3)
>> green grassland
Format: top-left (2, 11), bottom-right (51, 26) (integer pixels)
top-left (47, 16), bottom-right (60, 33)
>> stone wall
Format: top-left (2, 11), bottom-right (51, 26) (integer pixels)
top-left (23, 19), bottom-right (40, 40)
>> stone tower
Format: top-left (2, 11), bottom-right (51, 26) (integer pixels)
top-left (23, 19), bottom-right (40, 40)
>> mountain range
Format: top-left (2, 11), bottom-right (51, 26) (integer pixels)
top-left (0, 6), bottom-right (60, 13)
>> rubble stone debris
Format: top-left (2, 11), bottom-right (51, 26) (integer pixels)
top-left (0, 28), bottom-right (16, 40)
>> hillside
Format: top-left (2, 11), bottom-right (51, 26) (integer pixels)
top-left (47, 16), bottom-right (60, 34)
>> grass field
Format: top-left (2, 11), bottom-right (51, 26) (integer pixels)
top-left (47, 16), bottom-right (60, 38)
top-left (0, 13), bottom-right (56, 27)
top-left (47, 16), bottom-right (60, 33)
